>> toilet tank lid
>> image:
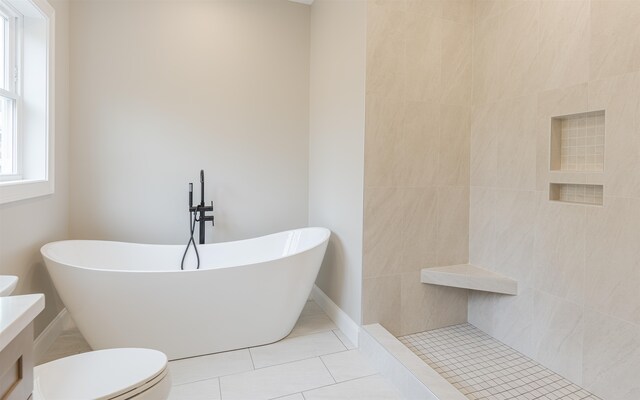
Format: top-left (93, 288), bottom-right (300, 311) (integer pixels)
top-left (34, 348), bottom-right (167, 400)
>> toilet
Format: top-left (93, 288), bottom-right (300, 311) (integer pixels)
top-left (33, 348), bottom-right (171, 400)
top-left (0, 276), bottom-right (169, 399)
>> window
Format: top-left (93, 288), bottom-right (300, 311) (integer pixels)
top-left (0, 3), bottom-right (21, 179)
top-left (0, 0), bottom-right (54, 204)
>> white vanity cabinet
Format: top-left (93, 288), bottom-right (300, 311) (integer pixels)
top-left (0, 295), bottom-right (45, 400)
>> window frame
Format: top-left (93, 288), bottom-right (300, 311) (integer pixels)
top-left (0, 1), bottom-right (22, 181)
top-left (0, 0), bottom-right (54, 204)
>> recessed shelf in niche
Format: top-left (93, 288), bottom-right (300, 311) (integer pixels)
top-left (550, 110), bottom-right (605, 172)
top-left (549, 183), bottom-right (603, 206)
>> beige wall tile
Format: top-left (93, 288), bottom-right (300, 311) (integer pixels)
top-left (400, 187), bottom-right (438, 272)
top-left (537, 0), bottom-right (589, 91)
top-left (537, 83), bottom-right (589, 119)
top-left (400, 271), bottom-right (468, 335)
top-left (532, 290), bottom-right (584, 385)
top-left (363, 0), bottom-right (472, 342)
top-left (398, 101), bottom-right (440, 187)
top-left (467, 291), bottom-right (495, 334)
top-left (473, 0), bottom-right (518, 22)
top-left (438, 104), bottom-right (471, 186)
top-left (442, 0), bottom-right (473, 23)
top-left (473, 1), bottom-right (540, 103)
top-left (534, 194), bottom-right (586, 304)
top-left (363, 275), bottom-right (402, 336)
top-left (363, 187), bottom-right (403, 278)
top-left (468, 2), bottom-right (640, 397)
top-left (471, 101), bottom-right (499, 186)
top-left (469, 186), bottom-right (495, 268)
top-left (536, 84), bottom-right (589, 190)
top-left (405, 14), bottom-right (442, 103)
top-left (590, 0), bottom-right (640, 80)
top-left (499, 1), bottom-right (540, 100)
top-left (436, 186), bottom-right (470, 266)
top-left (588, 72), bottom-right (640, 199)
top-left (536, 118), bottom-right (552, 192)
top-left (583, 310), bottom-right (640, 400)
top-left (472, 14), bottom-right (504, 104)
top-left (585, 196), bottom-right (640, 325)
top-left (364, 95), bottom-right (404, 188)
top-left (441, 20), bottom-right (472, 106)
top-left (406, 0), bottom-right (439, 17)
top-left (494, 189), bottom-right (536, 286)
top-left (366, 2), bottom-right (405, 100)
top-left (489, 287), bottom-right (535, 357)
top-left (497, 95), bottom-right (537, 190)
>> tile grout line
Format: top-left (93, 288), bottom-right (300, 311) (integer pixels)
top-left (171, 336), bottom-right (351, 387)
top-left (299, 373), bottom-right (382, 398)
top-left (248, 347), bottom-right (256, 370)
top-left (253, 347), bottom-right (350, 371)
top-left (330, 329), bottom-right (353, 350)
top-left (318, 355), bottom-right (337, 384)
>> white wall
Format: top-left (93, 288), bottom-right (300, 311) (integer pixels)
top-left (69, 0), bottom-right (310, 244)
top-left (309, 0), bottom-right (366, 324)
top-left (0, 0), bottom-right (69, 336)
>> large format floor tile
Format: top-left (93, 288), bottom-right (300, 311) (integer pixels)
top-left (250, 331), bottom-right (345, 369)
top-left (302, 375), bottom-right (403, 400)
top-left (287, 312), bottom-right (338, 338)
top-left (273, 394), bottom-right (304, 400)
top-left (219, 357), bottom-right (335, 400)
top-left (169, 349), bottom-right (254, 385)
top-left (41, 301), bottom-right (401, 400)
top-left (37, 328), bottom-right (91, 365)
top-left (332, 329), bottom-right (356, 350)
top-left (320, 350), bottom-right (376, 383)
top-left (168, 377), bottom-right (221, 400)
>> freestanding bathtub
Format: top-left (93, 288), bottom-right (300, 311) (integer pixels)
top-left (41, 227), bottom-right (330, 360)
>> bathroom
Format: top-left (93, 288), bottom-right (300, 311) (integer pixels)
top-left (0, 0), bottom-right (638, 399)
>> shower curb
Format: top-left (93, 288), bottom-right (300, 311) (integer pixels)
top-left (358, 323), bottom-right (467, 400)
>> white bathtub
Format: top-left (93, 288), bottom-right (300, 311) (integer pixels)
top-left (41, 227), bottom-right (330, 360)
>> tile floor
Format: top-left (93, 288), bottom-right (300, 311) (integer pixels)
top-left (42, 300), bottom-right (404, 400)
top-left (399, 324), bottom-right (601, 400)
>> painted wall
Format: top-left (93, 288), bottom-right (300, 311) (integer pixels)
top-left (308, 0), bottom-right (366, 325)
top-left (68, 0), bottom-right (310, 244)
top-left (0, 0), bottom-right (69, 336)
top-left (468, 1), bottom-right (640, 398)
top-left (362, 0), bottom-right (472, 336)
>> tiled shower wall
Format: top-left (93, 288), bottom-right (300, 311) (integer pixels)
top-left (468, 1), bottom-right (640, 399)
top-left (362, 0), bottom-right (472, 336)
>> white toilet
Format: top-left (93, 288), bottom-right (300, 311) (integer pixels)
top-left (33, 348), bottom-right (171, 400)
top-left (0, 276), bottom-right (170, 400)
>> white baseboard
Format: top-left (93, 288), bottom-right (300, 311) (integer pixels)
top-left (311, 285), bottom-right (360, 347)
top-left (34, 308), bottom-right (70, 364)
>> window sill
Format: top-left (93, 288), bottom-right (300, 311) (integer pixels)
top-left (0, 178), bottom-right (54, 204)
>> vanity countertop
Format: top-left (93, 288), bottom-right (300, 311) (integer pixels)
top-left (0, 275), bottom-right (18, 296)
top-left (0, 294), bottom-right (44, 350)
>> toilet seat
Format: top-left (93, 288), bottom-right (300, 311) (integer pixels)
top-left (33, 348), bottom-right (168, 400)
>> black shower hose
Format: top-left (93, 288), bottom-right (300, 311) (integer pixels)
top-left (180, 210), bottom-right (200, 270)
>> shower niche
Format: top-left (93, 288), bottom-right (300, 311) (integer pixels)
top-left (548, 110), bottom-right (605, 206)
top-left (550, 110), bottom-right (605, 172)
top-left (549, 183), bottom-right (603, 206)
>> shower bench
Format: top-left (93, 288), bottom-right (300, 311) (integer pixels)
top-left (420, 264), bottom-right (518, 295)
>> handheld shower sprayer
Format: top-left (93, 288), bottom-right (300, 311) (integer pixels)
top-left (180, 170), bottom-right (215, 270)
top-left (200, 170), bottom-right (205, 206)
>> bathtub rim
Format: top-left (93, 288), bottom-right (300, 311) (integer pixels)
top-left (41, 226), bottom-right (331, 274)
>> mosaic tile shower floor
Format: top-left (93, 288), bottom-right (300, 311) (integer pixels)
top-left (399, 324), bottom-right (600, 400)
